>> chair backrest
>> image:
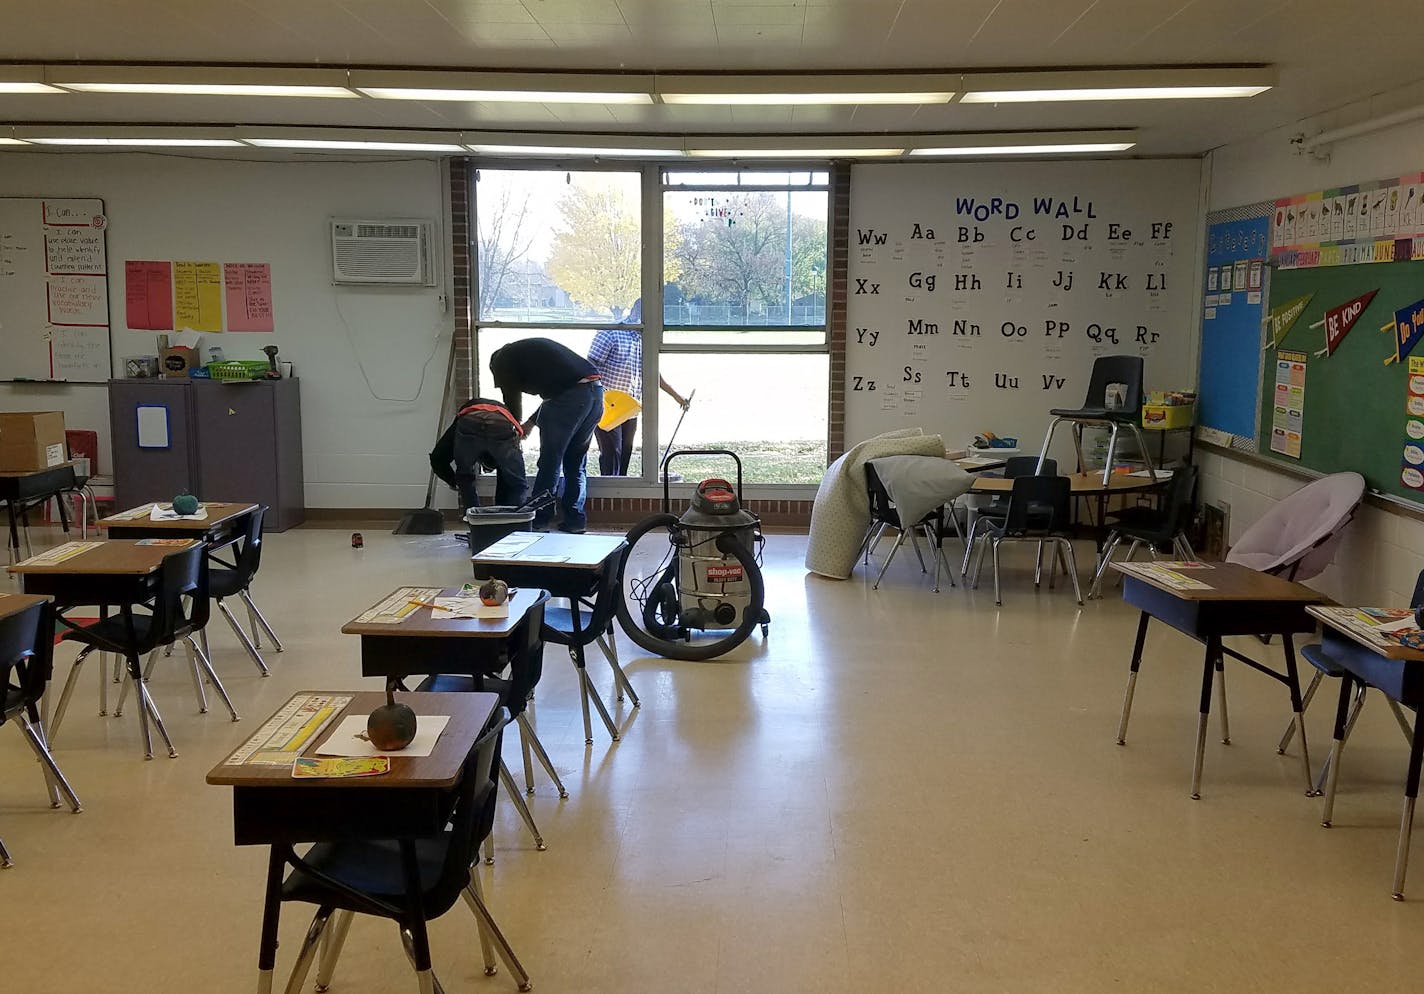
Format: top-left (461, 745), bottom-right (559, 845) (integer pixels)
top-left (1413, 569), bottom-right (1424, 609)
top-left (149, 544), bottom-right (210, 641)
top-left (1161, 465), bottom-right (1200, 535)
top-left (1225, 472), bottom-right (1365, 580)
top-left (1080, 355), bottom-right (1145, 413)
top-left (1002, 475), bottom-right (1071, 535)
top-left (541, 556), bottom-right (621, 648)
top-left (65, 429), bottom-right (100, 475)
top-left (0, 599), bottom-right (53, 723)
top-left (226, 505), bottom-right (269, 588)
top-left (424, 709), bottom-right (508, 917)
top-left (863, 461), bottom-right (899, 527)
top-left (1004, 455), bottom-right (1056, 479)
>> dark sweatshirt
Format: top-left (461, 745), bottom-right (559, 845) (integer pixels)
top-left (488, 338), bottom-right (597, 421)
top-left (428, 397), bottom-right (520, 485)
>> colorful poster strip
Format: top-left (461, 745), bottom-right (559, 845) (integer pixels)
top-left (1272, 173), bottom-right (1424, 269)
top-left (1404, 356), bottom-right (1424, 492)
top-left (1270, 349), bottom-right (1307, 458)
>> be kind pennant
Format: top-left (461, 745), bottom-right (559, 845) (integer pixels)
top-left (1312, 289), bottom-right (1378, 357)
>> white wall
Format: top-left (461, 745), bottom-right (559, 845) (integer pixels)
top-left (1202, 84), bottom-right (1424, 603)
top-left (0, 151), bottom-right (451, 509)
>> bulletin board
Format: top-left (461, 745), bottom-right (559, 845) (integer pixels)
top-left (1197, 203), bottom-right (1272, 447)
top-left (845, 159), bottom-right (1202, 453)
top-left (0, 198), bottom-right (112, 382)
top-left (1257, 260), bottom-right (1424, 505)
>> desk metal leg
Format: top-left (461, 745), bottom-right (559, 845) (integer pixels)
top-left (1315, 682), bottom-right (1365, 800)
top-left (314, 909), bottom-right (354, 993)
top-left (1190, 637), bottom-right (1221, 800)
top-left (399, 841), bottom-right (436, 992)
top-left (1117, 612), bottom-right (1151, 745)
top-left (1282, 636), bottom-right (1314, 795)
top-left (283, 909), bottom-right (331, 994)
top-left (257, 847), bottom-right (285, 994)
top-left (1321, 674), bottom-right (1355, 826)
top-left (1392, 713), bottom-right (1424, 900)
top-left (1215, 657), bottom-right (1231, 745)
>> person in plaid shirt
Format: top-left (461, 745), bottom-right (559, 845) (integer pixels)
top-left (587, 299), bottom-right (689, 476)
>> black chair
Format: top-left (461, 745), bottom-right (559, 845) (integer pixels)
top-left (960, 456), bottom-right (1057, 576)
top-left (1088, 465), bottom-right (1200, 598)
top-left (418, 592), bottom-right (565, 856)
top-left (207, 505), bottom-right (282, 675)
top-left (540, 557), bottom-right (633, 745)
top-left (51, 543), bottom-right (238, 759)
top-left (970, 475), bottom-right (1084, 606)
top-left (1035, 355), bottom-right (1156, 485)
top-left (860, 461), bottom-right (954, 593)
top-left (2, 598), bottom-right (83, 867)
top-left (276, 709), bottom-right (532, 993)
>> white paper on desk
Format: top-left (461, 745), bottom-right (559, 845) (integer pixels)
top-left (475, 533), bottom-right (543, 558)
top-left (1126, 469), bottom-right (1174, 479)
top-left (316, 715), bottom-right (451, 758)
top-left (431, 596), bottom-right (509, 620)
top-left (149, 504), bottom-right (209, 521)
top-left (110, 503), bottom-right (156, 520)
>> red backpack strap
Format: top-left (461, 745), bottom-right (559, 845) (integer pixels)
top-left (457, 402), bottom-right (523, 438)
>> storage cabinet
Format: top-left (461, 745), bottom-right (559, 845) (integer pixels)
top-left (109, 378), bottom-right (304, 531)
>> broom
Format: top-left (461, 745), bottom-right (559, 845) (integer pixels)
top-left (394, 338), bottom-right (457, 535)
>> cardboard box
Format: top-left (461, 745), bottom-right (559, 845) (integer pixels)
top-left (160, 346), bottom-right (198, 378)
top-left (0, 411), bottom-right (67, 472)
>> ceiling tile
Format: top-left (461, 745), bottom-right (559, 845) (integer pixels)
top-left (523, 0), bottom-right (629, 25)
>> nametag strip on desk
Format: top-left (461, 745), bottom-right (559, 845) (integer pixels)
top-left (1123, 562), bottom-right (1213, 590)
top-left (13, 541), bottom-right (105, 567)
top-left (225, 692), bottom-right (353, 766)
top-left (1316, 605), bottom-right (1420, 650)
top-left (108, 503), bottom-right (157, 520)
top-left (354, 586), bottom-right (444, 625)
top-left (474, 533), bottom-right (545, 558)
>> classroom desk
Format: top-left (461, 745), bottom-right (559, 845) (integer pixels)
top-left (1112, 560), bottom-right (1326, 799)
top-left (206, 690), bottom-right (500, 994)
top-left (99, 501), bottom-right (257, 549)
top-left (472, 533), bottom-right (628, 745)
top-left (1, 462), bottom-right (78, 560)
top-left (1308, 605), bottom-right (1424, 900)
top-left (341, 586), bottom-right (549, 686)
top-left (9, 539), bottom-right (201, 757)
top-left (969, 470), bottom-right (1166, 495)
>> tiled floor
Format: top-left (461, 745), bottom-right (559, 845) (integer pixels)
top-left (3, 525), bottom-right (1422, 993)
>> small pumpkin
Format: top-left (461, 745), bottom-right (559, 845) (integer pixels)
top-left (172, 493), bottom-right (200, 516)
top-left (478, 578), bottom-right (510, 606)
top-left (367, 687), bottom-right (418, 750)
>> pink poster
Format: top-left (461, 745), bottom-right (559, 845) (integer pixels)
top-left (124, 260), bottom-right (173, 330)
top-left (223, 262), bottom-right (274, 332)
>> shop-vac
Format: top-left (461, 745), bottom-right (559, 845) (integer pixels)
top-left (616, 450), bottom-right (770, 661)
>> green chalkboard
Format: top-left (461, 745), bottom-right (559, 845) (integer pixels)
top-left (1259, 260), bottom-right (1424, 505)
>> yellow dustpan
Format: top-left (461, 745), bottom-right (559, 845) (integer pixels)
top-left (599, 388), bottom-right (642, 430)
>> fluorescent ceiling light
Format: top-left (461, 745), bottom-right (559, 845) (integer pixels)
top-left (910, 142), bottom-right (1135, 156)
top-left (246, 138), bottom-right (464, 152)
top-left (962, 85), bottom-right (1269, 103)
top-left (361, 87), bottom-right (651, 104)
top-left (663, 91), bottom-right (952, 106)
top-left (26, 137), bottom-right (244, 147)
top-left (688, 147), bottom-right (904, 158)
top-left (468, 143), bottom-right (681, 157)
top-left (0, 81), bottom-right (63, 94)
top-left (0, 138), bottom-right (33, 145)
top-left (56, 82), bottom-right (354, 98)
top-left (658, 73), bottom-right (956, 106)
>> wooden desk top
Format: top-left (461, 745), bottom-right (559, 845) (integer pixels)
top-left (7, 538), bottom-right (199, 575)
top-left (0, 591), bottom-right (48, 622)
top-left (971, 471), bottom-right (1167, 495)
top-left (342, 586), bottom-right (546, 639)
top-left (1113, 560), bottom-right (1326, 603)
top-left (99, 502), bottom-right (257, 532)
top-left (206, 690), bottom-right (500, 789)
top-left (472, 532), bottom-right (627, 570)
top-left (0, 461), bottom-right (77, 479)
top-left (1308, 605), bottom-right (1424, 662)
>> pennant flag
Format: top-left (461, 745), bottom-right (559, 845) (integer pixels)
top-left (1264, 293), bottom-right (1314, 350)
top-left (1322, 289), bottom-right (1378, 356)
top-left (1395, 297), bottom-right (1424, 364)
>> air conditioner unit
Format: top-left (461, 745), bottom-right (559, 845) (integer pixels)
top-left (330, 218), bottom-right (437, 286)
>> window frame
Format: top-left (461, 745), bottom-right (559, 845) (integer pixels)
top-left (469, 158), bottom-right (832, 495)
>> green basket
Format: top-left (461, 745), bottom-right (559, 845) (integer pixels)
top-left (206, 360), bottom-right (270, 382)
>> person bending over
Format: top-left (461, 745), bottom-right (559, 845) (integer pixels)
top-left (587, 299), bottom-right (689, 476)
top-left (489, 337), bottom-right (602, 532)
top-left (429, 397), bottom-right (528, 511)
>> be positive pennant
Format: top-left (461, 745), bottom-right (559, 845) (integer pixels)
top-left (1264, 293), bottom-right (1315, 350)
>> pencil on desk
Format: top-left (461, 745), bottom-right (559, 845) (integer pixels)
top-left (407, 599), bottom-right (443, 610)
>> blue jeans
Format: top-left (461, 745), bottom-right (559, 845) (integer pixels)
top-left (532, 381), bottom-right (602, 530)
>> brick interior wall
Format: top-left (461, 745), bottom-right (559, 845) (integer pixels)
top-left (828, 163), bottom-right (850, 464)
top-left (450, 157), bottom-right (473, 400)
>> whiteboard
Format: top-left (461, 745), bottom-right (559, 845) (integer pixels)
top-left (846, 161), bottom-right (1202, 456)
top-left (0, 198), bottom-right (112, 382)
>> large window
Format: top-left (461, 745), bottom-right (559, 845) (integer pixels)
top-left (472, 164), bottom-right (829, 486)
